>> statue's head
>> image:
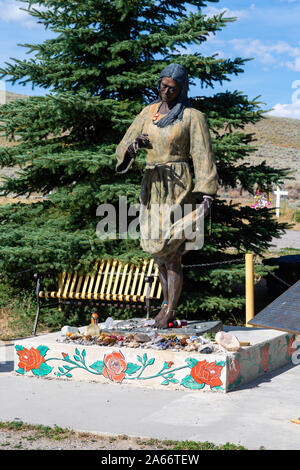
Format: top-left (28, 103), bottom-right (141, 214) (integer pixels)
top-left (158, 64), bottom-right (189, 104)
top-left (153, 63), bottom-right (190, 128)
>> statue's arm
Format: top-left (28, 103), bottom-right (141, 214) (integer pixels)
top-left (189, 109), bottom-right (219, 200)
top-left (115, 107), bottom-right (149, 174)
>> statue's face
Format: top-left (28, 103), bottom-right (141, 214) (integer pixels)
top-left (159, 77), bottom-right (182, 104)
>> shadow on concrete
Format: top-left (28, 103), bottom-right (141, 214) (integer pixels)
top-left (229, 361), bottom-right (299, 393)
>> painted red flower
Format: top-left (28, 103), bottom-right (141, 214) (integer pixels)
top-left (103, 351), bottom-right (127, 383)
top-left (287, 337), bottom-right (296, 357)
top-left (228, 358), bottom-right (240, 385)
top-left (261, 344), bottom-right (269, 372)
top-left (17, 347), bottom-right (45, 372)
top-left (191, 360), bottom-right (223, 388)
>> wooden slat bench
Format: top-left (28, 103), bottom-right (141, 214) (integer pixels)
top-left (33, 258), bottom-right (162, 335)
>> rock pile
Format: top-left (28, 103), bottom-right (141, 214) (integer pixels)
top-left (59, 329), bottom-right (218, 353)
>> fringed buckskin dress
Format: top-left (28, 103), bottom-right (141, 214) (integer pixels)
top-left (115, 102), bottom-right (218, 265)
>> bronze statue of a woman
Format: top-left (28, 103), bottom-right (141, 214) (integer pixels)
top-left (116, 64), bottom-right (218, 328)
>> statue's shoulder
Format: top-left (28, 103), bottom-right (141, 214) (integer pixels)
top-left (137, 102), bottom-right (157, 118)
top-left (188, 107), bottom-right (206, 120)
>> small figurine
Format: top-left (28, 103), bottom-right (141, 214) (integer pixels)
top-left (85, 311), bottom-right (101, 337)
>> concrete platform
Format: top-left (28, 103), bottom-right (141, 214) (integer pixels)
top-left (13, 326), bottom-right (297, 393)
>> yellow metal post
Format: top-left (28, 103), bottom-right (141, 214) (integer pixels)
top-left (245, 253), bottom-right (255, 327)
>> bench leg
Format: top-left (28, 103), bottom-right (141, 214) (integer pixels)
top-left (146, 297), bottom-right (150, 319)
top-left (145, 276), bottom-right (154, 319)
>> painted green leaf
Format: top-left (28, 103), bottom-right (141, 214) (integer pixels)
top-left (15, 367), bottom-right (25, 375)
top-left (66, 373), bottom-right (72, 378)
top-left (82, 349), bottom-right (86, 358)
top-left (185, 358), bottom-right (198, 369)
top-left (58, 367), bottom-right (65, 373)
top-left (15, 345), bottom-right (24, 352)
top-left (181, 375), bottom-right (205, 390)
top-left (125, 362), bottom-right (141, 375)
top-left (143, 353), bottom-right (148, 363)
top-left (37, 345), bottom-right (49, 357)
top-left (170, 379), bottom-right (179, 384)
top-left (31, 362), bottom-right (53, 377)
top-left (147, 358), bottom-right (155, 366)
top-left (90, 360), bottom-right (105, 374)
top-left (211, 385), bottom-right (224, 391)
top-left (161, 380), bottom-right (169, 385)
top-left (216, 361), bottom-right (225, 367)
top-left (75, 348), bottom-right (80, 356)
top-left (74, 355), bottom-right (81, 362)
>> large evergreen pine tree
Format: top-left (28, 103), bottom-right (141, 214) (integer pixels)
top-left (0, 0), bottom-right (288, 323)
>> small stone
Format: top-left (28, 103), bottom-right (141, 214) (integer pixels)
top-left (143, 319), bottom-right (156, 327)
top-left (134, 333), bottom-right (151, 343)
top-left (60, 326), bottom-right (80, 337)
top-left (104, 317), bottom-right (115, 329)
top-left (153, 336), bottom-right (164, 344)
top-left (215, 331), bottom-right (241, 351)
top-left (198, 346), bottom-right (213, 354)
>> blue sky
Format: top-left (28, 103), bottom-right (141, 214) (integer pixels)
top-left (0, 0), bottom-right (300, 118)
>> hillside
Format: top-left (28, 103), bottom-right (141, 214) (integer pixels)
top-left (4, 91), bottom-right (29, 103)
top-left (242, 116), bottom-right (300, 191)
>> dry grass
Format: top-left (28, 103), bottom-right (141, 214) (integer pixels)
top-left (0, 196), bottom-right (43, 205)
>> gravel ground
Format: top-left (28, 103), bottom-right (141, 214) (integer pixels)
top-left (0, 424), bottom-right (235, 451)
top-left (0, 427), bottom-right (163, 450)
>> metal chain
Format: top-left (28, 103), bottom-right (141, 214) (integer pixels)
top-left (0, 257), bottom-right (291, 289)
top-left (182, 257), bottom-right (244, 268)
top-left (254, 256), bottom-right (291, 287)
top-left (0, 266), bottom-right (36, 279)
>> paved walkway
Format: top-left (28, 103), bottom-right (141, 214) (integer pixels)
top-left (1, 341), bottom-right (300, 450)
top-left (271, 230), bottom-right (300, 250)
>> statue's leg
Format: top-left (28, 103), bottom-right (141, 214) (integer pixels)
top-left (154, 264), bottom-right (168, 322)
top-left (155, 253), bottom-right (183, 328)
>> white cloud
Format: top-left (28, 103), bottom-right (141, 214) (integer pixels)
top-left (204, 5), bottom-right (252, 20)
top-left (267, 102), bottom-right (300, 119)
top-left (286, 57), bottom-right (300, 72)
top-left (0, 0), bottom-right (42, 28)
top-left (227, 38), bottom-right (300, 70)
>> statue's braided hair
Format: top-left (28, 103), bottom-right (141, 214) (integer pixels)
top-left (152, 63), bottom-right (190, 128)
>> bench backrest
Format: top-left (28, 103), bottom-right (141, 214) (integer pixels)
top-left (57, 258), bottom-right (162, 302)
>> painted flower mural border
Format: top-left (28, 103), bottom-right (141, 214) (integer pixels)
top-left (15, 345), bottom-right (225, 391)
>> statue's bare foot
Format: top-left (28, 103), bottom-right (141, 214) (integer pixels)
top-left (154, 302), bottom-right (168, 324)
top-left (154, 309), bottom-right (175, 329)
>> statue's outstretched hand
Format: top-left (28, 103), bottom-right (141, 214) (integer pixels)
top-left (135, 134), bottom-right (153, 150)
top-left (202, 197), bottom-right (211, 218)
top-left (126, 134), bottom-right (152, 161)
top-left (194, 193), bottom-right (212, 218)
